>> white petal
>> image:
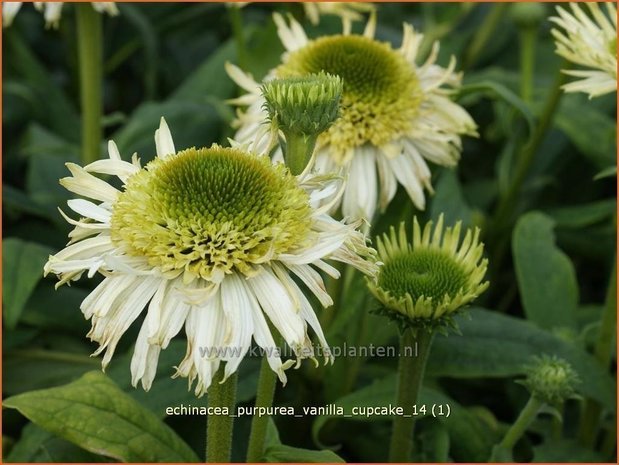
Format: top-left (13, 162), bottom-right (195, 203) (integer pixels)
top-left (155, 117), bottom-right (175, 158)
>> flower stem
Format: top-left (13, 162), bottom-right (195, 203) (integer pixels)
top-left (493, 65), bottom-right (566, 229)
top-left (206, 369), bottom-right (238, 463)
top-left (283, 132), bottom-right (317, 176)
top-left (578, 256), bottom-right (616, 445)
top-left (519, 26), bottom-right (536, 104)
top-left (463, 3), bottom-right (508, 69)
top-left (246, 353), bottom-right (279, 462)
top-left (388, 329), bottom-right (434, 462)
top-left (228, 4), bottom-right (248, 71)
top-left (491, 395), bottom-right (543, 460)
top-left (76, 4), bottom-right (103, 165)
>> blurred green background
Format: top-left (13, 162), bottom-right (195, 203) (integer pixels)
top-left (2, 2), bottom-right (616, 462)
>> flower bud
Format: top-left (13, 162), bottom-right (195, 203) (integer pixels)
top-left (520, 355), bottom-right (580, 405)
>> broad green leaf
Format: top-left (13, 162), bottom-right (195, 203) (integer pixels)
top-left (312, 375), bottom-right (495, 461)
top-left (2, 238), bottom-right (53, 329)
top-left (545, 199), bottom-right (616, 229)
top-left (5, 423), bottom-right (105, 463)
top-left (427, 308), bottom-right (616, 409)
top-left (555, 95), bottom-right (616, 169)
top-left (512, 211), bottom-right (578, 329)
top-left (4, 371), bottom-right (199, 462)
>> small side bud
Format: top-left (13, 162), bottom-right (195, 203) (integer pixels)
top-left (519, 355), bottom-right (580, 405)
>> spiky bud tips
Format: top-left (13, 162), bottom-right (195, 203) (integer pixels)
top-left (520, 355), bottom-right (580, 405)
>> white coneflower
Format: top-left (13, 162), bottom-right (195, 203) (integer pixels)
top-left (227, 13), bottom-right (477, 222)
top-left (3, 2), bottom-right (118, 28)
top-left (44, 118), bottom-right (377, 396)
top-left (550, 2), bottom-right (617, 98)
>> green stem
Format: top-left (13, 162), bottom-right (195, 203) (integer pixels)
top-left (283, 132), bottom-right (317, 176)
top-left (578, 257), bottom-right (616, 446)
top-left (519, 26), bottom-right (536, 103)
top-left (463, 3), bottom-right (508, 70)
top-left (228, 5), bottom-right (248, 71)
top-left (246, 354), bottom-right (279, 462)
top-left (493, 65), bottom-right (567, 232)
top-left (388, 329), bottom-right (434, 462)
top-left (492, 395), bottom-right (543, 459)
top-left (76, 4), bottom-right (103, 165)
top-left (206, 369), bottom-right (238, 462)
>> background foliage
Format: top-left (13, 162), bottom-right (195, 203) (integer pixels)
top-left (2, 2), bottom-right (616, 462)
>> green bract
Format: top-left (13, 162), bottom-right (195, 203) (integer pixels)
top-left (262, 72), bottom-right (343, 136)
top-left (111, 146), bottom-right (312, 283)
top-left (520, 355), bottom-right (581, 405)
top-left (276, 35), bottom-right (422, 160)
top-left (367, 215), bottom-right (489, 329)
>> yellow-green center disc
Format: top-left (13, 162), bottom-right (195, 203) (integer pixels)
top-left (111, 147), bottom-right (312, 280)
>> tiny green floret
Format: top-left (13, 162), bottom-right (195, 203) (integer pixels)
top-left (111, 146), bottom-right (312, 283)
top-left (262, 72), bottom-right (343, 136)
top-left (520, 355), bottom-right (580, 405)
top-left (367, 214), bottom-right (489, 329)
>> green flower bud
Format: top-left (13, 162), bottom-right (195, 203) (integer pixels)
top-left (367, 214), bottom-right (489, 332)
top-left (520, 355), bottom-right (580, 405)
top-left (261, 72), bottom-right (343, 137)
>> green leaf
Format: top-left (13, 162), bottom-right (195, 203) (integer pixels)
top-left (5, 423), bottom-right (105, 463)
top-left (263, 417), bottom-right (345, 462)
top-left (263, 444), bottom-right (345, 463)
top-left (458, 80), bottom-right (534, 136)
top-left (594, 165), bottom-right (617, 180)
top-left (512, 211), bottom-right (578, 329)
top-left (3, 371), bottom-right (199, 462)
top-left (532, 438), bottom-right (606, 462)
top-left (2, 238), bottom-right (53, 329)
top-left (555, 95), bottom-right (616, 169)
top-left (427, 308), bottom-right (616, 409)
top-left (4, 32), bottom-right (80, 141)
top-left (545, 199), bottom-right (616, 229)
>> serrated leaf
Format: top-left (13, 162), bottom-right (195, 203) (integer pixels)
top-left (3, 371), bottom-right (199, 462)
top-left (512, 211), bottom-right (578, 329)
top-left (2, 238), bottom-right (53, 329)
